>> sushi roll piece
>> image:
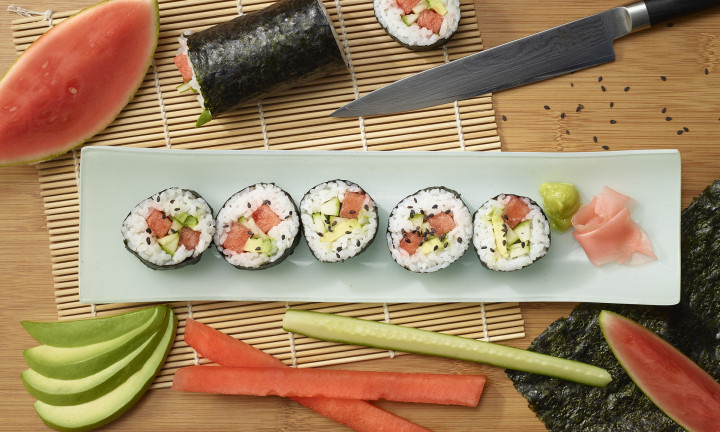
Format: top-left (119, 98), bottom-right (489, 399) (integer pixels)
top-left (473, 194), bottom-right (551, 271)
top-left (374, 0), bottom-right (461, 50)
top-left (214, 183), bottom-right (301, 270)
top-left (387, 187), bottom-right (472, 273)
top-left (174, 0), bottom-right (347, 126)
top-left (121, 188), bottom-right (215, 270)
top-left (300, 180), bottom-right (379, 263)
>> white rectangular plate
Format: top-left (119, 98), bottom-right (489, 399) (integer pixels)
top-left (79, 147), bottom-right (680, 305)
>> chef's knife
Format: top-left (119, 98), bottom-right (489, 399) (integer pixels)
top-left (331, 0), bottom-right (720, 117)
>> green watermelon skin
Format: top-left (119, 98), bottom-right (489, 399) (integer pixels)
top-left (0, 0), bottom-right (159, 166)
top-left (600, 310), bottom-right (720, 432)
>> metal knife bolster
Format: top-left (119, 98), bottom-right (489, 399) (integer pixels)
top-left (622, 2), bottom-right (651, 33)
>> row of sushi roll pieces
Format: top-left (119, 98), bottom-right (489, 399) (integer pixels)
top-left (121, 181), bottom-right (555, 273)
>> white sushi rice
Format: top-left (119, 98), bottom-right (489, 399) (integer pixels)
top-left (472, 194), bottom-right (551, 272)
top-left (374, 0), bottom-right (461, 49)
top-left (214, 183), bottom-right (300, 269)
top-left (300, 180), bottom-right (378, 263)
top-left (176, 33), bottom-right (206, 111)
top-left (387, 187), bottom-right (472, 273)
top-left (121, 188), bottom-right (215, 267)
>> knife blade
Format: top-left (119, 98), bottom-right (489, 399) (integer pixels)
top-left (331, 0), bottom-right (720, 117)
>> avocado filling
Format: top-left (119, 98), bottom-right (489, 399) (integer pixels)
top-left (483, 208), bottom-right (532, 262)
top-left (237, 216), bottom-right (278, 257)
top-left (146, 210), bottom-right (202, 256)
top-left (311, 195), bottom-right (372, 246)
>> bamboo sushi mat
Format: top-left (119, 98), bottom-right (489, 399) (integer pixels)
top-left (10, 0), bottom-right (520, 389)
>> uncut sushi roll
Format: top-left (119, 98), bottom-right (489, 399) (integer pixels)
top-left (387, 187), bottom-right (472, 273)
top-left (214, 183), bottom-right (301, 270)
top-left (121, 188), bottom-right (215, 270)
top-left (473, 194), bottom-right (551, 271)
top-left (374, 0), bottom-right (461, 50)
top-left (174, 0), bottom-right (347, 126)
top-left (300, 180), bottom-right (379, 263)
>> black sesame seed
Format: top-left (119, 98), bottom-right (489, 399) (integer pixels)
top-left (502, 239), bottom-right (507, 246)
top-left (146, 228), bottom-right (152, 234)
top-left (332, 221), bottom-right (338, 226)
top-left (161, 214), bottom-right (166, 219)
top-left (174, 208), bottom-right (180, 212)
top-left (666, 117), bottom-right (672, 121)
top-left (601, 85), bottom-right (606, 92)
top-left (156, 196), bottom-right (160, 202)
top-left (345, 231), bottom-right (351, 235)
top-left (356, 240), bottom-right (361, 247)
top-left (610, 102), bottom-right (614, 108)
top-left (418, 241), bottom-right (424, 246)
top-left (480, 246), bottom-right (487, 250)
top-left (490, 248), bottom-right (495, 253)
top-left (445, 209), bottom-right (451, 214)
top-left (247, 230), bottom-right (252, 235)
top-left (598, 76), bottom-right (603, 82)
top-left (247, 202), bottom-right (252, 208)
top-left (593, 136), bottom-right (598, 143)
top-left (349, 210), bottom-right (356, 214)
top-left (364, 205), bottom-right (369, 211)
top-left (336, 253), bottom-right (341, 259)
top-left (661, 76), bottom-right (667, 81)
top-left (289, 211), bottom-right (293, 215)
top-left (255, 247), bottom-right (261, 251)
top-left (146, 237), bottom-right (151, 245)
top-left (502, 115), bottom-right (507, 121)
top-left (443, 242), bottom-right (448, 248)
top-left (677, 130), bottom-right (683, 135)
top-left (457, 237), bottom-right (462, 243)
top-left (560, 112), bottom-right (565, 119)
top-left (432, 204), bottom-right (438, 209)
top-left (705, 68), bottom-right (709, 75)
top-left (624, 86), bottom-right (630, 92)
top-left (602, 145), bottom-right (609, 150)
top-left (318, 232), bottom-right (324, 237)
top-left (570, 82), bottom-right (574, 87)
top-left (503, 214), bottom-right (509, 220)
top-left (264, 200), bottom-right (271, 205)
top-left (170, 229), bottom-right (176, 234)
top-left (281, 235), bottom-right (286, 240)
top-left (566, 129), bottom-right (570, 135)
top-left (224, 224), bottom-right (229, 229)
top-left (683, 127), bottom-right (689, 132)
top-left (405, 238), bottom-right (411, 243)
top-left (336, 246), bottom-right (342, 252)
top-left (662, 107), bottom-right (667, 113)
top-left (521, 242), bottom-right (525, 248)
top-left (433, 245), bottom-right (439, 251)
top-left (410, 210), bottom-right (415, 217)
top-left (428, 213), bottom-right (434, 218)
top-left (610, 120), bottom-right (616, 124)
top-left (544, 105), bottom-right (550, 110)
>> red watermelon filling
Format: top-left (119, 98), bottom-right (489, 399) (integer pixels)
top-left (502, 195), bottom-right (530, 229)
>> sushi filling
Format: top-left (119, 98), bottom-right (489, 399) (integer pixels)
top-left (121, 188), bottom-right (215, 267)
top-left (214, 184), bottom-right (300, 269)
top-left (174, 34), bottom-right (209, 126)
top-left (473, 194), bottom-right (551, 271)
top-left (375, 0), bottom-right (460, 49)
top-left (300, 180), bottom-right (378, 262)
top-left (387, 187), bottom-right (471, 273)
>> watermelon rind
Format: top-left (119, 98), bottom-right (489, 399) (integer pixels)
top-left (0, 0), bottom-right (160, 167)
top-left (599, 310), bottom-right (720, 432)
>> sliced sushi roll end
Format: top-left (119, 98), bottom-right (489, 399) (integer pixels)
top-left (121, 188), bottom-right (216, 270)
top-left (473, 194), bottom-right (551, 271)
top-left (300, 180), bottom-right (379, 263)
top-left (387, 186), bottom-right (472, 273)
top-left (214, 183), bottom-right (301, 270)
top-left (374, 0), bottom-right (461, 50)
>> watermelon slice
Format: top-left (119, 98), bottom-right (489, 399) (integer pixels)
top-left (0, 0), bottom-right (159, 166)
top-left (599, 310), bottom-right (720, 432)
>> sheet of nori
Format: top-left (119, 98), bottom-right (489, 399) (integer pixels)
top-left (187, 0), bottom-right (346, 118)
top-left (506, 178), bottom-right (720, 431)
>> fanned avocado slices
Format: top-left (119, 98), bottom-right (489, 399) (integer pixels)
top-left (507, 178), bottom-right (720, 431)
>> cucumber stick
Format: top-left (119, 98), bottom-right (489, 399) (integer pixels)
top-left (283, 309), bottom-right (612, 387)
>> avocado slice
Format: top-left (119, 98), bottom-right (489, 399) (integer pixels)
top-left (320, 197), bottom-right (341, 217)
top-left (168, 219), bottom-right (183, 235)
top-left (23, 307), bottom-right (166, 380)
top-left (184, 215), bottom-right (199, 228)
top-left (418, 237), bottom-right (444, 255)
top-left (243, 236), bottom-right (274, 255)
top-left (173, 212), bottom-right (189, 225)
top-left (402, 13), bottom-right (419, 25)
top-left (157, 233), bottom-right (179, 256)
top-left (491, 212), bottom-right (510, 258)
top-left (409, 213), bottom-right (425, 228)
top-left (319, 219), bottom-right (360, 243)
top-left (21, 306), bottom-right (158, 348)
top-left (427, 0), bottom-right (447, 15)
top-left (21, 309), bottom-right (170, 406)
top-left (509, 241), bottom-right (530, 258)
top-left (33, 309), bottom-right (177, 432)
top-left (311, 212), bottom-right (327, 234)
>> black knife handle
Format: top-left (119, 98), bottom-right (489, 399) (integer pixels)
top-left (644, 0), bottom-right (720, 25)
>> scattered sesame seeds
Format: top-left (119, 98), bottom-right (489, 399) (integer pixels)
top-left (683, 127), bottom-right (689, 132)
top-left (662, 107), bottom-right (667, 113)
top-left (576, 103), bottom-right (584, 112)
top-left (610, 102), bottom-right (614, 108)
top-left (661, 76), bottom-right (667, 81)
top-left (666, 117), bottom-right (673, 121)
top-left (146, 237), bottom-right (151, 245)
top-left (560, 112), bottom-right (565, 119)
top-left (624, 86), bottom-right (630, 92)
top-left (502, 114), bottom-right (507, 121)
top-left (677, 130), bottom-right (683, 135)
top-left (601, 85), bottom-right (606, 92)
top-left (610, 120), bottom-right (616, 124)
top-left (602, 145), bottom-right (609, 150)
top-left (544, 105), bottom-right (550, 110)
top-left (598, 76), bottom-right (603, 82)
top-left (705, 68), bottom-right (709, 75)
top-left (593, 136), bottom-right (598, 143)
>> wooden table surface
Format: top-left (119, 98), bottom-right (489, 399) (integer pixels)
top-left (1, 1), bottom-right (718, 431)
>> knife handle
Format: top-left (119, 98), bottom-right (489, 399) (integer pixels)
top-left (644, 0), bottom-right (720, 25)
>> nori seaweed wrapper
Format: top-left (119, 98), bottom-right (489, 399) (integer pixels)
top-left (187, 0), bottom-right (347, 118)
top-left (506, 178), bottom-right (720, 431)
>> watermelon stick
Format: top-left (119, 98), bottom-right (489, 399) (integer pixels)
top-left (182, 319), bottom-right (433, 432)
top-left (172, 365), bottom-right (486, 406)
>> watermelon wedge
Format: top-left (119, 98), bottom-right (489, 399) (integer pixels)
top-left (0, 0), bottom-right (159, 166)
top-left (599, 310), bottom-right (720, 432)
